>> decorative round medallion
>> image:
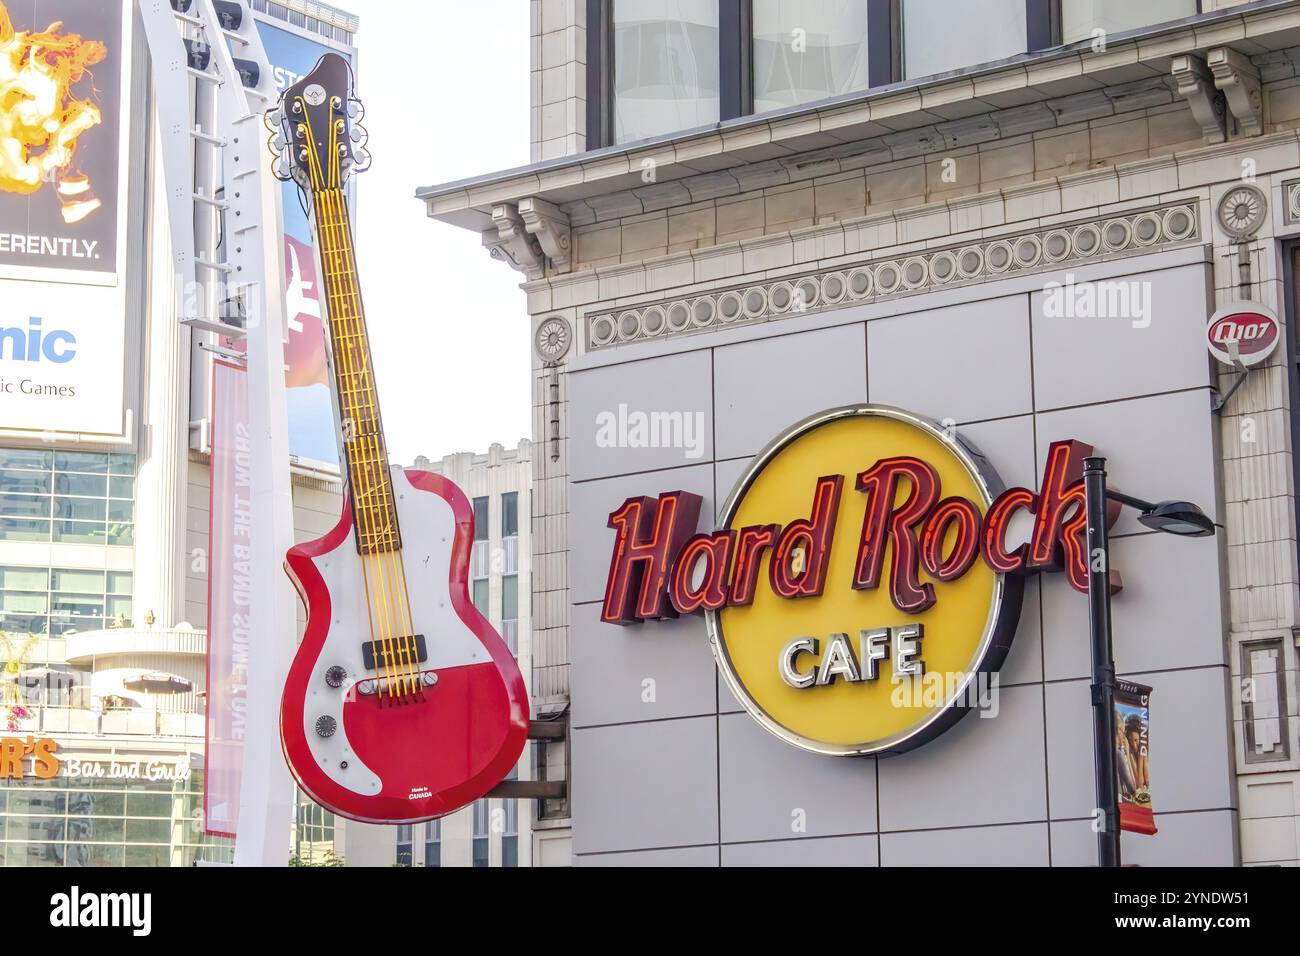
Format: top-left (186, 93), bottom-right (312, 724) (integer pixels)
top-left (534, 316), bottom-right (572, 362)
top-left (1217, 184), bottom-right (1267, 240)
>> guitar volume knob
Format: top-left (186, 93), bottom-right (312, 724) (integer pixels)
top-left (315, 715), bottom-right (337, 738)
top-left (325, 666), bottom-right (346, 688)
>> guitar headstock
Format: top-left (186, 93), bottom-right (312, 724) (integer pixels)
top-left (266, 52), bottom-right (369, 193)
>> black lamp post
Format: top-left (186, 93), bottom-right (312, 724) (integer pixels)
top-left (1082, 457), bottom-right (1214, 868)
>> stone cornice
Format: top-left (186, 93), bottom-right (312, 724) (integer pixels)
top-left (521, 130), bottom-right (1299, 310)
top-left (417, 0), bottom-right (1300, 231)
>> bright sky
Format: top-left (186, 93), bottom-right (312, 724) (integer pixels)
top-left (346, 0), bottom-right (532, 464)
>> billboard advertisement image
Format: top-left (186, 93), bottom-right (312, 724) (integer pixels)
top-left (251, 18), bottom-right (352, 471)
top-left (0, 0), bottom-right (123, 280)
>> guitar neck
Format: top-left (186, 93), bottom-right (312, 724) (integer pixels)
top-left (312, 185), bottom-right (401, 555)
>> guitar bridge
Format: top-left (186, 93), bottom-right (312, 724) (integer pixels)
top-left (361, 634), bottom-right (427, 671)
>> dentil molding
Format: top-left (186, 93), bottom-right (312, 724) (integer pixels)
top-left (584, 201), bottom-right (1200, 351)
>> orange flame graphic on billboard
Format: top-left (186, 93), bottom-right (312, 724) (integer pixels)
top-left (0, 2), bottom-right (106, 223)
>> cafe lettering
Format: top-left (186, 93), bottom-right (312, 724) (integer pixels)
top-left (600, 406), bottom-right (1124, 757)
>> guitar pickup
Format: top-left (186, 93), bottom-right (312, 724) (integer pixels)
top-left (361, 634), bottom-right (427, 671)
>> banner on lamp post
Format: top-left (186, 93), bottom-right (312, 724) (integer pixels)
top-left (1115, 679), bottom-right (1157, 836)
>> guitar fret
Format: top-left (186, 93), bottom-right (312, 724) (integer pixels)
top-left (312, 186), bottom-right (401, 556)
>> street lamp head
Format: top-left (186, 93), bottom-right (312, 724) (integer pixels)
top-left (1136, 500), bottom-right (1215, 537)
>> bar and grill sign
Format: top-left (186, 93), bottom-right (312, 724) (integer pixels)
top-left (1115, 679), bottom-right (1156, 835)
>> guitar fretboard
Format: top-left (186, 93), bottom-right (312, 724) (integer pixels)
top-left (312, 186), bottom-right (401, 555)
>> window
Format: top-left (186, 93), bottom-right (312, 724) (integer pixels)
top-left (471, 495), bottom-right (491, 601)
top-left (0, 767), bottom-right (234, 868)
top-left (424, 819), bottom-right (441, 867)
top-left (294, 790), bottom-right (335, 864)
top-left (0, 566), bottom-right (132, 638)
top-left (0, 449), bottom-right (135, 545)
top-left (501, 574), bottom-right (519, 655)
top-left (472, 799), bottom-right (489, 867)
top-left (395, 824), bottom-right (413, 866)
top-left (611, 0), bottom-right (721, 143)
top-left (1240, 638), bottom-right (1290, 763)
top-left (501, 492), bottom-right (518, 538)
top-left (501, 575), bottom-right (519, 624)
top-left (502, 799), bottom-right (519, 868)
top-left (1060, 0), bottom-right (1198, 44)
top-left (751, 1), bottom-right (868, 114)
top-left (902, 0), bottom-right (1027, 79)
top-left (501, 492), bottom-right (520, 575)
top-left (588, 0), bottom-right (1203, 148)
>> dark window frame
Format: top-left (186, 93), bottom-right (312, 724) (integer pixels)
top-left (720, 0), bottom-right (751, 120)
top-left (866, 0), bottom-right (900, 87)
top-left (1283, 239), bottom-right (1300, 557)
top-left (472, 495), bottom-right (489, 542)
top-left (1026, 0), bottom-right (1060, 52)
top-left (501, 491), bottom-right (519, 537)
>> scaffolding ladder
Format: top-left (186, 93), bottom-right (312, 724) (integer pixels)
top-left (137, 0), bottom-right (297, 868)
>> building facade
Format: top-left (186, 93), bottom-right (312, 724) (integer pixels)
top-left (0, 0), bottom-right (360, 867)
top-left (418, 0), bottom-right (1300, 865)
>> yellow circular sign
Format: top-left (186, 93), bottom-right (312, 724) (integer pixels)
top-left (707, 405), bottom-right (1022, 756)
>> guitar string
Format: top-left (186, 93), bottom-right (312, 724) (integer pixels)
top-left (304, 102), bottom-right (400, 700)
top-left (319, 114), bottom-right (414, 699)
top-left (320, 110), bottom-right (418, 701)
top-left (322, 180), bottom-right (421, 699)
top-left (321, 185), bottom-right (405, 699)
top-left (321, 183), bottom-right (411, 699)
top-left (303, 105), bottom-right (392, 699)
top-left (319, 106), bottom-right (419, 697)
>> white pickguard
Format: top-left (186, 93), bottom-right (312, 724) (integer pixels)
top-left (302, 467), bottom-right (489, 795)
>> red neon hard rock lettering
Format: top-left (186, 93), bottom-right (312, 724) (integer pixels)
top-left (599, 439), bottom-right (1121, 624)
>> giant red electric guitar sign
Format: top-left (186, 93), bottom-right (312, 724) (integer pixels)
top-left (271, 55), bottom-right (527, 823)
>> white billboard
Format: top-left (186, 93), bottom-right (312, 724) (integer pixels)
top-left (0, 0), bottom-right (131, 440)
top-left (0, 280), bottom-right (125, 436)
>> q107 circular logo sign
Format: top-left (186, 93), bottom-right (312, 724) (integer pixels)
top-left (600, 404), bottom-right (1101, 757)
top-left (1205, 302), bottom-right (1280, 369)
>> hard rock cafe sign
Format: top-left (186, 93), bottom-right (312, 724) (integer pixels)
top-left (601, 405), bottom-right (1119, 756)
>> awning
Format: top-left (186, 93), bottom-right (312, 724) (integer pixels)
top-left (122, 671), bottom-right (194, 695)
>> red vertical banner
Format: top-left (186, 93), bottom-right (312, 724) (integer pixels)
top-left (1115, 679), bottom-right (1157, 836)
top-left (205, 360), bottom-right (252, 837)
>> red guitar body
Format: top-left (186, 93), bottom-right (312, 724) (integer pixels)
top-left (280, 468), bottom-right (529, 823)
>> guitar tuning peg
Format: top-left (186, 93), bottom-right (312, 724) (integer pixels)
top-left (352, 146), bottom-right (371, 173)
top-left (270, 131), bottom-right (286, 153)
top-left (347, 98), bottom-right (364, 121)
